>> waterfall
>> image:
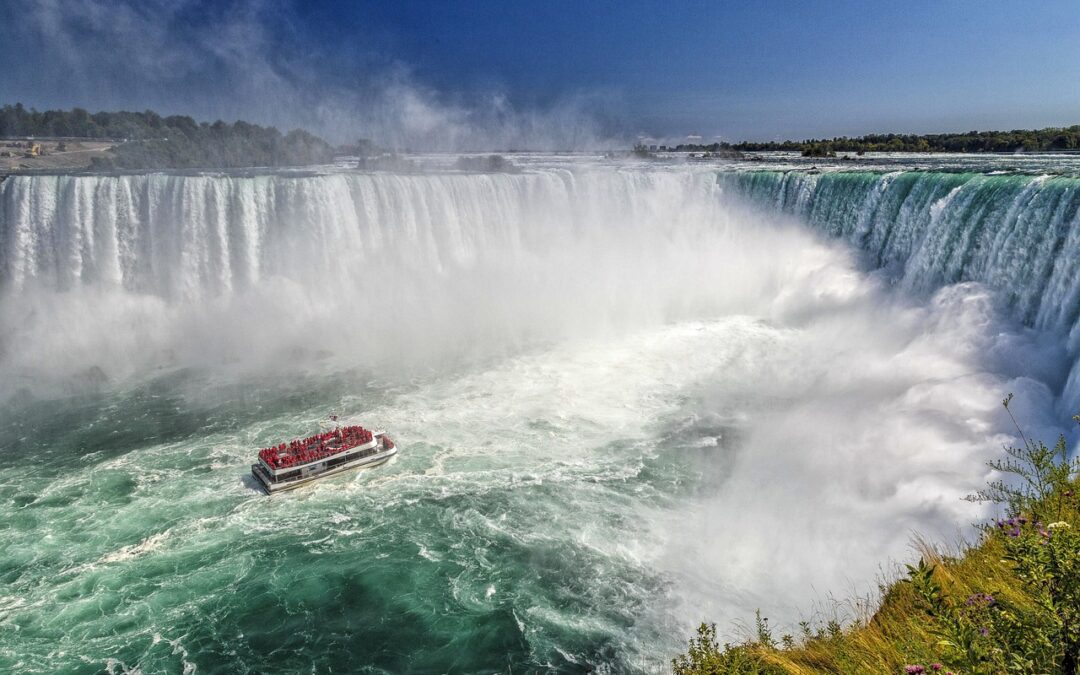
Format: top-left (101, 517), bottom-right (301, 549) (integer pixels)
top-left (5, 167), bottom-right (1080, 409)
top-left (719, 169), bottom-right (1080, 409)
top-left (0, 170), bottom-right (739, 299)
top-left (1, 168), bottom-right (793, 391)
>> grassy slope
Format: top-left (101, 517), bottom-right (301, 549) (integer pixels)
top-left (674, 410), bottom-right (1080, 675)
top-left (752, 538), bottom-right (1053, 672)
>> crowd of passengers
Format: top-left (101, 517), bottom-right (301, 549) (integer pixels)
top-left (258, 426), bottom-right (374, 469)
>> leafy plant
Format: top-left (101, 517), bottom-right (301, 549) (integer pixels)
top-left (967, 394), bottom-right (1080, 523)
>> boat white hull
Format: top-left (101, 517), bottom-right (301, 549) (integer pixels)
top-left (252, 445), bottom-right (397, 494)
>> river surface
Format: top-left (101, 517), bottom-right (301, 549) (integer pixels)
top-left (0, 154), bottom-right (1076, 673)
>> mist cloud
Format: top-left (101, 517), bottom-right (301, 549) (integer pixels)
top-left (3, 0), bottom-right (623, 149)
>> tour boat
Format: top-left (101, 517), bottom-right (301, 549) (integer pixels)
top-left (251, 425), bottom-right (397, 494)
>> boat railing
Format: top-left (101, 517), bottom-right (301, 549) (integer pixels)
top-left (261, 439), bottom-right (379, 475)
top-left (257, 444), bottom-right (390, 485)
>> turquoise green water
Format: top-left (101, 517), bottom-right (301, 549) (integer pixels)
top-left (2, 325), bottom-right (739, 673)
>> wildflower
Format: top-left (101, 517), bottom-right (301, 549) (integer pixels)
top-left (1009, 527), bottom-right (1021, 537)
top-left (979, 627), bottom-right (989, 636)
top-left (931, 665), bottom-right (943, 672)
top-left (1047, 521), bottom-right (1071, 529)
top-left (904, 666), bottom-right (925, 674)
top-left (966, 593), bottom-right (994, 606)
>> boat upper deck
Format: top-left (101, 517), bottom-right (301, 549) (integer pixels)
top-left (257, 426), bottom-right (378, 474)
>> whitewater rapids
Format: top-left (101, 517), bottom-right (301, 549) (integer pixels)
top-left (0, 160), bottom-right (1069, 672)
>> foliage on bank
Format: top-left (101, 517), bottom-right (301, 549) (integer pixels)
top-left (101, 124), bottom-right (333, 170)
top-left (657, 125), bottom-right (1080, 157)
top-left (0, 103), bottom-right (334, 169)
top-left (674, 396), bottom-right (1080, 674)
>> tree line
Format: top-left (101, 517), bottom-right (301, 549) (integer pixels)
top-left (656, 125), bottom-right (1080, 157)
top-left (0, 103), bottom-right (335, 169)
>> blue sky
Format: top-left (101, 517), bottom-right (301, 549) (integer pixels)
top-left (3, 0), bottom-right (1080, 148)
